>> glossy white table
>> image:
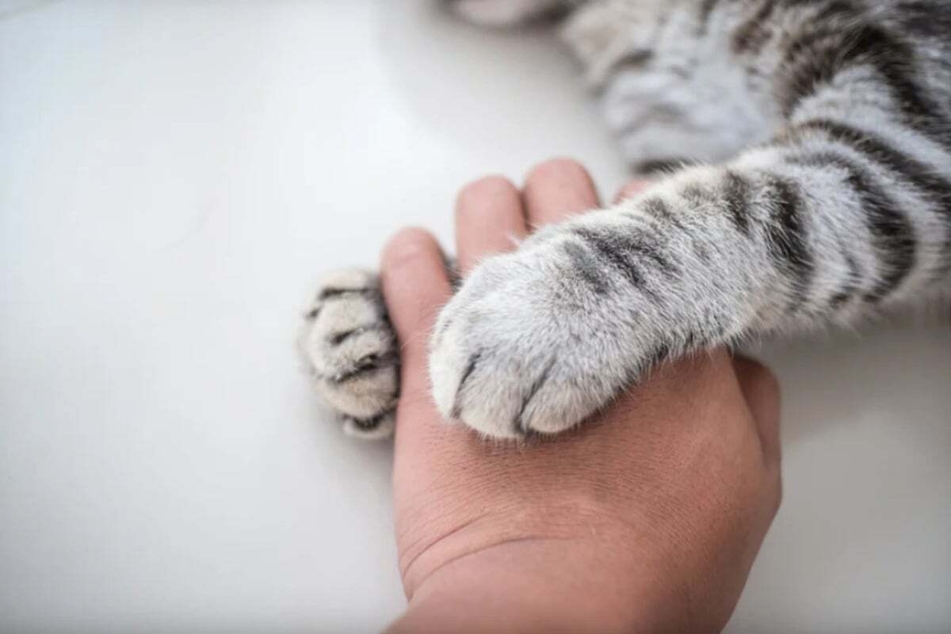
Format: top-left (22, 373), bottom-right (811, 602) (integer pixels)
top-left (1, 1), bottom-right (949, 631)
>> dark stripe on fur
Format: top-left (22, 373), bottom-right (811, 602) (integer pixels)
top-left (791, 120), bottom-right (951, 209)
top-left (788, 119), bottom-right (951, 270)
top-left (613, 49), bottom-right (654, 71)
top-left (514, 359), bottom-right (556, 437)
top-left (894, 0), bottom-right (951, 42)
top-left (732, 0), bottom-right (777, 53)
top-left (342, 409), bottom-right (393, 432)
top-left (329, 328), bottom-right (361, 345)
top-left (573, 229), bottom-right (674, 304)
top-left (579, 225), bottom-right (677, 276)
top-left (563, 240), bottom-right (612, 295)
top-left (328, 325), bottom-right (389, 346)
top-left (723, 170), bottom-right (753, 236)
top-left (789, 152), bottom-right (917, 303)
top-left (636, 158), bottom-right (686, 175)
top-left (330, 351), bottom-right (398, 384)
top-left (698, 0), bottom-right (723, 33)
top-left (318, 287), bottom-right (377, 301)
top-left (761, 174), bottom-right (814, 307)
top-left (639, 195), bottom-right (712, 262)
top-left (781, 9), bottom-right (948, 151)
top-left (451, 353), bottom-right (481, 420)
top-left (681, 177), bottom-right (753, 236)
top-left (640, 197), bottom-right (690, 235)
top-left (572, 230), bottom-right (648, 291)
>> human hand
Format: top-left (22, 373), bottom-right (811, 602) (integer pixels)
top-left (380, 159), bottom-right (782, 633)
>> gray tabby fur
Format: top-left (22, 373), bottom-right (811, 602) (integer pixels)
top-left (299, 0), bottom-right (951, 439)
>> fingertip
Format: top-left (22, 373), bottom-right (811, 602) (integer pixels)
top-left (381, 227), bottom-right (442, 273)
top-left (524, 157), bottom-right (593, 185)
top-left (523, 158), bottom-right (600, 224)
top-left (380, 227), bottom-right (452, 368)
top-left (455, 174), bottom-right (519, 212)
top-left (454, 175), bottom-right (527, 274)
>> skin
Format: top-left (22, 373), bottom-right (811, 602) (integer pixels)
top-left (380, 159), bottom-right (782, 633)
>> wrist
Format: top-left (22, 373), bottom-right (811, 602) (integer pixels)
top-left (388, 538), bottom-right (680, 634)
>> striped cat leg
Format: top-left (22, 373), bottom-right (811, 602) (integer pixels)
top-left (428, 0), bottom-right (951, 440)
top-left (428, 125), bottom-right (950, 439)
top-left (298, 269), bottom-right (399, 439)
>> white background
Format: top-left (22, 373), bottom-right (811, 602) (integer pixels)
top-left (1, 1), bottom-right (949, 632)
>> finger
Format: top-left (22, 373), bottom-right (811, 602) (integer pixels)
top-left (522, 158), bottom-right (600, 227)
top-left (614, 179), bottom-right (650, 203)
top-left (380, 228), bottom-right (452, 399)
top-left (732, 355), bottom-right (782, 468)
top-left (455, 175), bottom-right (528, 276)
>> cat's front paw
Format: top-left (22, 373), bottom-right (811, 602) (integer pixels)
top-left (429, 233), bottom-right (658, 439)
top-left (298, 269), bottom-right (398, 439)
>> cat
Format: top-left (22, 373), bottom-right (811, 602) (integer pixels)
top-left (298, 0), bottom-right (951, 439)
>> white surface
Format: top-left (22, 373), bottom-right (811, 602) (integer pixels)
top-left (1, 1), bottom-right (949, 632)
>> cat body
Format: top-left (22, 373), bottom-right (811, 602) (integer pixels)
top-left (299, 0), bottom-right (951, 439)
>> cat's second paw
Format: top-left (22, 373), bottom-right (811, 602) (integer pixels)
top-left (298, 269), bottom-right (398, 439)
top-left (429, 230), bottom-right (661, 439)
